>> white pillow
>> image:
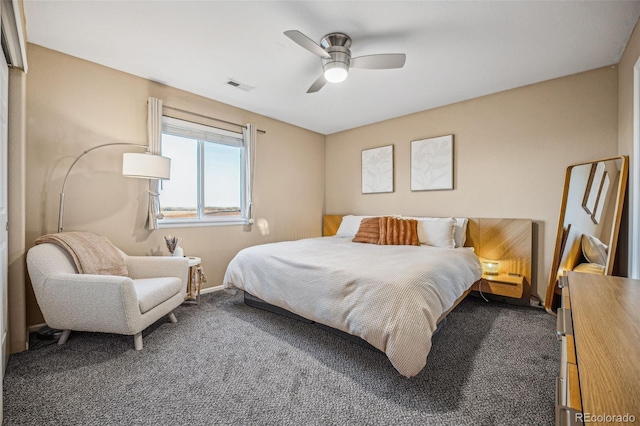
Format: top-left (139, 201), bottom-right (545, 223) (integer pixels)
top-left (453, 218), bottom-right (469, 248)
top-left (413, 217), bottom-right (456, 248)
top-left (336, 215), bottom-right (371, 238)
top-left (581, 234), bottom-right (608, 266)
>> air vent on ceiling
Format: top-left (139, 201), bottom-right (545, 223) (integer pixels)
top-left (226, 79), bottom-right (254, 92)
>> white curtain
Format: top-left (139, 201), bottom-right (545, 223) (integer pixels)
top-left (147, 97), bottom-right (163, 230)
top-left (242, 123), bottom-right (257, 224)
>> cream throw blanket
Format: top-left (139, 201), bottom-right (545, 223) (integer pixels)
top-left (35, 231), bottom-right (128, 276)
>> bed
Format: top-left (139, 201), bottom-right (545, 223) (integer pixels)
top-left (223, 215), bottom-right (483, 377)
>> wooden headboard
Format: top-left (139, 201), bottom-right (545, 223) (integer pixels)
top-left (323, 215), bottom-right (344, 237)
top-left (323, 215), bottom-right (532, 297)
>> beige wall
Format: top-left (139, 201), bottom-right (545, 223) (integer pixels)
top-left (326, 66), bottom-right (619, 302)
top-left (25, 44), bottom-right (326, 326)
top-left (618, 19), bottom-right (640, 158)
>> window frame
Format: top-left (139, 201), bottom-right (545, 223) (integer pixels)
top-left (158, 116), bottom-right (249, 228)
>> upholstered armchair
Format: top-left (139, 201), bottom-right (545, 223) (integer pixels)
top-left (26, 243), bottom-right (189, 350)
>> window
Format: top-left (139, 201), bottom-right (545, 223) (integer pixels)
top-left (159, 116), bottom-right (250, 226)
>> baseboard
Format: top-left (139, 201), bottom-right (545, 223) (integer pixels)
top-left (200, 285), bottom-right (224, 295)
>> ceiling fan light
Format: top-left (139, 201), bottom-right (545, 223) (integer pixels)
top-left (324, 62), bottom-right (348, 83)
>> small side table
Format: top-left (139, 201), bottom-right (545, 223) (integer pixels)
top-left (184, 256), bottom-right (204, 305)
top-left (472, 273), bottom-right (525, 298)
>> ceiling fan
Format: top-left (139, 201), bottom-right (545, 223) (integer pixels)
top-left (284, 30), bottom-right (406, 93)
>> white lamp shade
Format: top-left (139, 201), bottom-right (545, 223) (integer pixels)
top-left (122, 153), bottom-right (171, 180)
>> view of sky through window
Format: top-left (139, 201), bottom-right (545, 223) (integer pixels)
top-left (160, 134), bottom-right (242, 219)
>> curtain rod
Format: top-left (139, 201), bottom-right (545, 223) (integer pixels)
top-left (162, 105), bottom-right (266, 134)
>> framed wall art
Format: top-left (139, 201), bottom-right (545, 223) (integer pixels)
top-left (411, 135), bottom-right (453, 191)
top-left (592, 171), bottom-right (610, 225)
top-left (582, 161), bottom-right (605, 215)
top-left (361, 145), bottom-right (394, 194)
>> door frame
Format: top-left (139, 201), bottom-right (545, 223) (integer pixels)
top-left (632, 56), bottom-right (640, 279)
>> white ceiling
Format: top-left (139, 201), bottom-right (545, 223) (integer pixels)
top-left (24, 1), bottom-right (640, 135)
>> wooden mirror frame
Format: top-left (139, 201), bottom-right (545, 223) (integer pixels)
top-left (545, 156), bottom-right (629, 314)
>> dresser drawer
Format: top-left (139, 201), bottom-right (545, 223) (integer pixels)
top-left (556, 278), bottom-right (584, 425)
top-left (562, 286), bottom-right (570, 310)
top-left (566, 363), bottom-right (581, 411)
top-left (472, 276), bottom-right (524, 298)
top-left (559, 337), bottom-right (580, 408)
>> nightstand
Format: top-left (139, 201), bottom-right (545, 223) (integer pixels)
top-left (183, 256), bottom-right (204, 305)
top-left (472, 273), bottom-right (525, 298)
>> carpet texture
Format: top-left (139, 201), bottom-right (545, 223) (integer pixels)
top-left (3, 291), bottom-right (558, 425)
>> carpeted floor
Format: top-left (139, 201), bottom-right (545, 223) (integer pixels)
top-left (3, 291), bottom-right (558, 425)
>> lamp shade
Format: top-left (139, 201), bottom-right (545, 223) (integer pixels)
top-left (122, 153), bottom-right (171, 180)
top-left (482, 260), bottom-right (499, 275)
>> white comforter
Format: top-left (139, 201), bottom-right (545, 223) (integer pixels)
top-left (223, 237), bottom-right (482, 377)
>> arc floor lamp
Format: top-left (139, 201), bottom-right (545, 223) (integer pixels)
top-left (58, 143), bottom-right (171, 233)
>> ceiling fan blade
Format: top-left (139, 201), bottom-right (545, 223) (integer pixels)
top-left (284, 30), bottom-right (331, 59)
top-left (350, 54), bottom-right (406, 70)
top-left (307, 75), bottom-right (327, 93)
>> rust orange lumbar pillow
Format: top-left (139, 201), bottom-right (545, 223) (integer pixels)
top-left (352, 217), bottom-right (381, 244)
top-left (353, 216), bottom-right (420, 246)
top-left (379, 216), bottom-right (420, 246)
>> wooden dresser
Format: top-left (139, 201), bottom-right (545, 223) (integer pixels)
top-left (556, 272), bottom-right (640, 425)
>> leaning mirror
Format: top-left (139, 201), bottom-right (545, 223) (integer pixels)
top-left (545, 156), bottom-right (629, 314)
